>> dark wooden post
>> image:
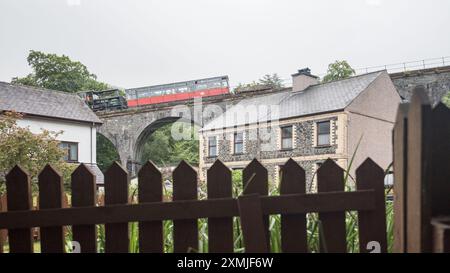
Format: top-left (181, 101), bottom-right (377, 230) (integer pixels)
top-left (428, 103), bottom-right (450, 217)
top-left (207, 160), bottom-right (233, 253)
top-left (317, 159), bottom-right (346, 253)
top-left (105, 161), bottom-right (129, 253)
top-left (356, 158), bottom-right (387, 253)
top-left (393, 103), bottom-right (409, 253)
top-left (173, 160), bottom-right (198, 253)
top-left (0, 194), bottom-right (6, 253)
top-left (71, 164), bottom-right (97, 253)
top-left (6, 166), bottom-right (33, 253)
top-left (243, 159), bottom-right (270, 250)
top-left (280, 158), bottom-right (307, 253)
top-left (38, 165), bottom-right (65, 253)
top-left (138, 161), bottom-right (163, 253)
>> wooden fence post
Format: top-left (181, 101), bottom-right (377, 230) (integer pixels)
top-left (405, 87), bottom-right (432, 253)
top-left (280, 158), bottom-right (307, 253)
top-left (173, 160), bottom-right (198, 253)
top-left (6, 166), bottom-right (33, 253)
top-left (0, 194), bottom-right (5, 253)
top-left (207, 160), bottom-right (233, 253)
top-left (317, 159), bottom-right (346, 253)
top-left (105, 161), bottom-right (129, 253)
top-left (393, 103), bottom-right (409, 253)
top-left (428, 103), bottom-right (450, 217)
top-left (71, 164), bottom-right (97, 253)
top-left (38, 165), bottom-right (65, 253)
top-left (243, 159), bottom-right (270, 251)
top-left (138, 161), bottom-right (163, 253)
top-left (356, 158), bottom-right (387, 253)
top-left (238, 194), bottom-right (268, 253)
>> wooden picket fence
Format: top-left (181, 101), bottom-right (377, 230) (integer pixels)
top-left (0, 157), bottom-right (387, 253)
top-left (393, 86), bottom-right (450, 253)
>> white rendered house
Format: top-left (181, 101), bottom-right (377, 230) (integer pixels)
top-left (0, 82), bottom-right (104, 184)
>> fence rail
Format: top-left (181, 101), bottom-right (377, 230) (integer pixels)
top-left (0, 158), bottom-right (387, 253)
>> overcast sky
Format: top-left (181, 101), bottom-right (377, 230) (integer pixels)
top-left (0, 0), bottom-right (449, 89)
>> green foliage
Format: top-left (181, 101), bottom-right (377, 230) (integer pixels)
top-left (96, 134), bottom-right (120, 172)
top-left (140, 123), bottom-right (199, 166)
top-left (322, 60), bottom-right (356, 83)
top-left (258, 73), bottom-right (284, 89)
top-left (12, 50), bottom-right (109, 92)
top-left (442, 90), bottom-right (450, 108)
top-left (0, 112), bottom-right (75, 193)
top-left (234, 73), bottom-right (285, 93)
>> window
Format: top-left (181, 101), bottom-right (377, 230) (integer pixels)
top-left (208, 136), bottom-right (217, 157)
top-left (234, 132), bottom-right (244, 154)
top-left (59, 142), bottom-right (78, 162)
top-left (317, 121), bottom-right (331, 146)
top-left (281, 126), bottom-right (293, 150)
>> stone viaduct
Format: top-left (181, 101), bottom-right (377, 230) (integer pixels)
top-left (97, 66), bottom-right (450, 176)
top-left (97, 87), bottom-right (283, 174)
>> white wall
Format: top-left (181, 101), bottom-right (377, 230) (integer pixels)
top-left (17, 116), bottom-right (97, 164)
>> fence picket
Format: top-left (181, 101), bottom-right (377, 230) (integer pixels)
top-left (243, 159), bottom-right (270, 250)
top-left (238, 194), bottom-right (268, 253)
top-left (105, 162), bottom-right (129, 253)
top-left (138, 161), bottom-right (163, 253)
top-left (393, 103), bottom-right (409, 253)
top-left (356, 158), bottom-right (387, 253)
top-left (173, 160), bottom-right (198, 253)
top-left (317, 159), bottom-right (346, 253)
top-left (0, 194), bottom-right (6, 253)
top-left (71, 164), bottom-right (97, 253)
top-left (280, 158), bottom-right (307, 253)
top-left (429, 103), bottom-right (450, 217)
top-left (5, 166), bottom-right (33, 253)
top-left (207, 160), bottom-right (233, 253)
top-left (38, 165), bottom-right (64, 253)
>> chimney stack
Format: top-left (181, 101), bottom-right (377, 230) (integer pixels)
top-left (292, 68), bottom-right (319, 92)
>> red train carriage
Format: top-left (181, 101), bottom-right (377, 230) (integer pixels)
top-left (125, 76), bottom-right (229, 107)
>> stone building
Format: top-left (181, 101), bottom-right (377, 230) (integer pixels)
top-left (198, 69), bottom-right (401, 190)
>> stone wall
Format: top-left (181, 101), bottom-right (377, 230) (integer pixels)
top-left (391, 66), bottom-right (450, 106)
top-left (201, 116), bottom-right (340, 188)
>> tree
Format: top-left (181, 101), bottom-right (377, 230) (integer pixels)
top-left (322, 60), bottom-right (356, 83)
top-left (258, 73), bottom-right (284, 89)
top-left (0, 112), bottom-right (75, 193)
top-left (140, 123), bottom-right (199, 167)
top-left (96, 134), bottom-right (120, 172)
top-left (234, 73), bottom-right (285, 93)
top-left (141, 125), bottom-right (172, 166)
top-left (12, 50), bottom-right (109, 92)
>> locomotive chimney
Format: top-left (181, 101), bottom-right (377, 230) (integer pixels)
top-left (292, 68), bottom-right (319, 92)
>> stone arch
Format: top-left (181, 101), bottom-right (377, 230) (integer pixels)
top-left (132, 116), bottom-right (201, 174)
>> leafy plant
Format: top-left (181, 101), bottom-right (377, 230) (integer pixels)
top-left (322, 60), bottom-right (355, 83)
top-left (0, 112), bottom-right (75, 193)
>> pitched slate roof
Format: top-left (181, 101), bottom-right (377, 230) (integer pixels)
top-left (202, 71), bottom-right (383, 131)
top-left (0, 82), bottom-right (102, 124)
